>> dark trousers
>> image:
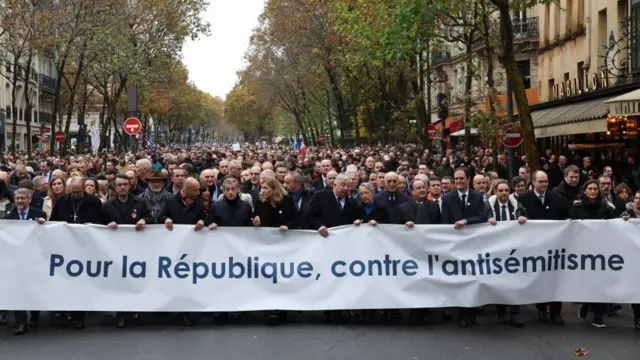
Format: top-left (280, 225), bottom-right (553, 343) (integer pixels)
top-left (536, 302), bottom-right (562, 314)
top-left (70, 311), bottom-right (85, 322)
top-left (14, 311), bottom-right (39, 325)
top-left (585, 303), bottom-right (608, 317)
top-left (632, 304), bottom-right (640, 317)
top-left (457, 307), bottom-right (475, 320)
top-left (496, 305), bottom-right (520, 315)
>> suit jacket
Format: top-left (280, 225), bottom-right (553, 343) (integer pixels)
top-left (517, 190), bottom-right (569, 220)
top-left (441, 189), bottom-right (487, 225)
top-left (373, 190), bottom-right (410, 224)
top-left (103, 196), bottom-right (154, 225)
top-left (291, 187), bottom-right (314, 229)
top-left (3, 207), bottom-right (47, 221)
top-left (484, 195), bottom-right (527, 221)
top-left (306, 189), bottom-right (359, 230)
top-left (355, 200), bottom-right (389, 224)
top-left (50, 193), bottom-right (105, 224)
top-left (253, 195), bottom-right (298, 229)
top-left (398, 199), bottom-right (441, 225)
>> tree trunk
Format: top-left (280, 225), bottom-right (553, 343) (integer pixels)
top-left (463, 33), bottom-right (475, 157)
top-left (482, 0), bottom-right (499, 166)
top-left (62, 44), bottom-right (86, 155)
top-left (10, 61), bottom-right (20, 156)
top-left (492, 0), bottom-right (540, 171)
top-left (24, 53), bottom-right (34, 158)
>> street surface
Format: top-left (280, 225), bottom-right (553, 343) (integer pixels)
top-left (1, 304), bottom-right (639, 359)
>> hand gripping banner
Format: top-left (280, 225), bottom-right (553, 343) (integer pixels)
top-left (0, 220), bottom-right (638, 312)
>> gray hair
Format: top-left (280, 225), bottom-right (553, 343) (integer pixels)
top-left (358, 182), bottom-right (375, 193)
top-left (222, 177), bottom-right (239, 188)
top-left (288, 171), bottom-right (304, 186)
top-left (14, 188), bottom-right (32, 198)
top-left (32, 175), bottom-right (44, 186)
top-left (334, 173), bottom-right (349, 184)
top-left (229, 159), bottom-right (242, 169)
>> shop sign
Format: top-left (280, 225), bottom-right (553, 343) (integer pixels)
top-left (552, 71), bottom-right (609, 100)
top-left (610, 100), bottom-right (640, 116)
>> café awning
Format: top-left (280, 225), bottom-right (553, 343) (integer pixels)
top-left (531, 96), bottom-right (614, 138)
top-left (604, 88), bottom-right (640, 116)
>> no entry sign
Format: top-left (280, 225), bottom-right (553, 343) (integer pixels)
top-left (501, 123), bottom-right (523, 148)
top-left (54, 131), bottom-right (65, 143)
top-left (124, 117), bottom-right (142, 136)
top-left (428, 124), bottom-right (437, 139)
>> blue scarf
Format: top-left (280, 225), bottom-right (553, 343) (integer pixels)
top-left (363, 203), bottom-right (374, 216)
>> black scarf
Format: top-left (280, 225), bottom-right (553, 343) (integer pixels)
top-left (580, 195), bottom-right (602, 214)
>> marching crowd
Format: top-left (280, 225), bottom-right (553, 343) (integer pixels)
top-left (1, 143), bottom-right (640, 336)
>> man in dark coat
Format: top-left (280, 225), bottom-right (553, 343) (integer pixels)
top-left (284, 171), bottom-right (313, 229)
top-left (158, 177), bottom-right (207, 327)
top-left (49, 177), bottom-right (105, 330)
top-left (2, 188), bottom-right (47, 335)
top-left (399, 178), bottom-right (441, 226)
top-left (518, 170), bottom-right (569, 325)
top-left (306, 173), bottom-right (359, 323)
top-left (553, 165), bottom-right (581, 214)
top-left (441, 167), bottom-right (487, 328)
top-left (373, 172), bottom-right (409, 224)
top-left (103, 174), bottom-right (153, 329)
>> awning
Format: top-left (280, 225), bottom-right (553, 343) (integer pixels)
top-left (532, 96), bottom-right (614, 138)
top-left (450, 128), bottom-right (478, 137)
top-left (604, 88), bottom-right (640, 116)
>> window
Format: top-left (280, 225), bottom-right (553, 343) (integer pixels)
top-left (577, 61), bottom-right (585, 90)
top-left (566, 0), bottom-right (573, 33)
top-left (544, 5), bottom-right (551, 45)
top-left (548, 78), bottom-right (555, 100)
top-left (517, 60), bottom-right (531, 89)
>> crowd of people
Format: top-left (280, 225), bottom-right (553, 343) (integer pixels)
top-left (1, 143), bottom-right (639, 336)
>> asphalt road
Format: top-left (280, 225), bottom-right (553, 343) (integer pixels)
top-left (1, 304), bottom-right (640, 360)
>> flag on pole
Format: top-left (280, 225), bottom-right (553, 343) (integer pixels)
top-left (299, 141), bottom-right (306, 155)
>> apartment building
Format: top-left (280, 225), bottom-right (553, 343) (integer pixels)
top-left (429, 7), bottom-right (541, 139)
top-left (0, 55), bottom-right (57, 152)
top-left (532, 0), bottom-right (640, 161)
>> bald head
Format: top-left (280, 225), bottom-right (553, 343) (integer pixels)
top-left (0, 171), bottom-right (8, 183)
top-left (384, 172), bottom-right (399, 191)
top-left (184, 177), bottom-right (200, 189)
top-left (473, 174), bottom-right (488, 193)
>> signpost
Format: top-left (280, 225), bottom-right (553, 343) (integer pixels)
top-left (54, 131), bottom-right (66, 143)
top-left (318, 135), bottom-right (324, 143)
top-left (501, 123), bottom-right (523, 148)
top-left (428, 124), bottom-right (437, 139)
top-left (123, 117), bottom-right (142, 136)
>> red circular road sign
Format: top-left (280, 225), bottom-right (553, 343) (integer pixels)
top-left (124, 117), bottom-right (142, 136)
top-left (428, 124), bottom-right (437, 139)
top-left (54, 130), bottom-right (65, 143)
top-left (318, 135), bottom-right (325, 142)
top-left (501, 123), bottom-right (523, 148)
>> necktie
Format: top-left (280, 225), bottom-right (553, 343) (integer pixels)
top-left (539, 195), bottom-right (544, 205)
top-left (20, 212), bottom-right (26, 220)
top-left (389, 193), bottom-right (395, 205)
top-left (435, 199), bottom-right (441, 211)
top-left (501, 204), bottom-right (507, 222)
top-left (461, 194), bottom-right (467, 206)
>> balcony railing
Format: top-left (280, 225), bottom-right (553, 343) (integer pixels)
top-left (432, 51), bottom-right (451, 65)
top-left (39, 74), bottom-right (56, 92)
top-left (513, 17), bottom-right (539, 40)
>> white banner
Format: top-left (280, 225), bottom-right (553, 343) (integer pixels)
top-left (0, 220), bottom-right (638, 312)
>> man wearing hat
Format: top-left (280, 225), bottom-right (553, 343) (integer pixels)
top-left (140, 170), bottom-right (172, 224)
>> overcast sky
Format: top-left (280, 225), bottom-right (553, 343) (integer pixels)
top-left (182, 0), bottom-right (265, 100)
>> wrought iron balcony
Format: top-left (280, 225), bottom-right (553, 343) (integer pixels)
top-left (432, 51), bottom-right (451, 65)
top-left (39, 74), bottom-right (56, 92)
top-left (513, 17), bottom-right (539, 40)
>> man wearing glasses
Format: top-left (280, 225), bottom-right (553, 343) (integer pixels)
top-left (598, 175), bottom-right (625, 217)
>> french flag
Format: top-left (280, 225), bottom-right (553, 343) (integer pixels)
top-left (299, 141), bottom-right (306, 155)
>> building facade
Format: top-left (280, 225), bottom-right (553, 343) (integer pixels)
top-left (532, 0), bottom-right (640, 163)
top-left (0, 54), bottom-right (57, 152)
top-left (429, 7), bottom-right (540, 141)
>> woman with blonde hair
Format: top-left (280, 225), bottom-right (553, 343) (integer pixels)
top-left (84, 178), bottom-right (105, 201)
top-left (252, 176), bottom-right (298, 326)
top-left (43, 176), bottom-right (66, 218)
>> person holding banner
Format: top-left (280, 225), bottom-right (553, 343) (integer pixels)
top-left (158, 176), bottom-right (207, 327)
top-left (571, 179), bottom-right (615, 328)
top-left (518, 170), bottom-right (569, 325)
top-left (441, 167), bottom-right (487, 328)
top-left (49, 177), bottom-right (105, 330)
top-left (103, 174), bottom-right (154, 329)
top-left (307, 173), bottom-right (360, 324)
top-left (2, 188), bottom-right (47, 335)
top-left (252, 177), bottom-right (298, 325)
top-left (486, 180), bottom-right (527, 327)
